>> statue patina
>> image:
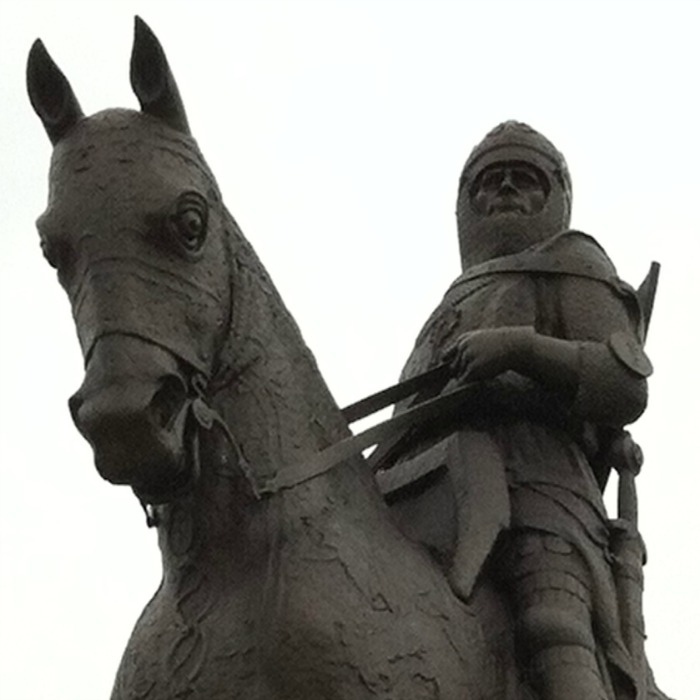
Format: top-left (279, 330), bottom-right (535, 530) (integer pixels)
top-left (376, 122), bottom-right (671, 699)
top-left (26, 17), bottom-right (503, 700)
top-left (27, 16), bottom-right (673, 700)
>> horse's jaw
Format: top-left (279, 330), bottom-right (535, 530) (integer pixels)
top-left (154, 430), bottom-right (276, 581)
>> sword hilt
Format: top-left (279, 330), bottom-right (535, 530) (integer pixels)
top-left (608, 430), bottom-right (643, 528)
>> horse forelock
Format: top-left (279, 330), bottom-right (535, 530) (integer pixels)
top-left (49, 108), bottom-right (220, 200)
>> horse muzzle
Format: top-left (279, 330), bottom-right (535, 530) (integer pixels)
top-left (69, 335), bottom-right (194, 502)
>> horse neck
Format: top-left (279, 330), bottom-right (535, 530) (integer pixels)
top-left (212, 230), bottom-right (351, 482)
top-left (156, 223), bottom-right (365, 578)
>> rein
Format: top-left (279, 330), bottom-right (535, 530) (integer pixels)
top-left (136, 376), bottom-right (250, 526)
top-left (166, 364), bottom-right (472, 509)
top-left (126, 225), bottom-right (473, 516)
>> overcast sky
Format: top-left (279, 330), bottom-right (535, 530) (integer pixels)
top-left (1, 1), bottom-right (698, 698)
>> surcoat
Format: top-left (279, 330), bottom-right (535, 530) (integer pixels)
top-left (383, 230), bottom-right (652, 691)
top-left (389, 230), bottom-right (649, 600)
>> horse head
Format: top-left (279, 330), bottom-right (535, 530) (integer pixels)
top-left (26, 21), bottom-right (498, 700)
top-left (28, 18), bottom-right (235, 505)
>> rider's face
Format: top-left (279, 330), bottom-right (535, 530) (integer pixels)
top-left (470, 162), bottom-right (549, 217)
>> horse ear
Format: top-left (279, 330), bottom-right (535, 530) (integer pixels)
top-left (130, 16), bottom-right (191, 135)
top-left (27, 39), bottom-right (84, 145)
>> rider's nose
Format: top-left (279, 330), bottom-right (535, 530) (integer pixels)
top-left (498, 170), bottom-right (517, 194)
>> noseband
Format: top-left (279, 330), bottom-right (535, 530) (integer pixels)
top-left (136, 371), bottom-right (254, 526)
top-left (71, 236), bottom-right (238, 519)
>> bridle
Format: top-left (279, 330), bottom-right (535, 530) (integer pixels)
top-left (136, 373), bottom-right (252, 527)
top-left (70, 217), bottom-right (240, 520)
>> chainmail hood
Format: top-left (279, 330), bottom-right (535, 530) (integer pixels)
top-left (457, 121), bottom-right (573, 268)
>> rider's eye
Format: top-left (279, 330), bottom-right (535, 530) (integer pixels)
top-left (480, 171), bottom-right (502, 191)
top-left (512, 170), bottom-right (538, 189)
top-left (166, 191), bottom-right (208, 256)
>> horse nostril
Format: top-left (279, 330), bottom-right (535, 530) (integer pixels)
top-left (151, 376), bottom-right (188, 430)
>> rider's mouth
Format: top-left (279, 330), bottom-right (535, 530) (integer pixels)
top-left (488, 201), bottom-right (526, 215)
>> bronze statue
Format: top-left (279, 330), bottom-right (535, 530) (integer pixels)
top-left (27, 16), bottom-right (673, 700)
top-left (26, 16), bottom-right (499, 700)
top-left (376, 122), bottom-right (670, 699)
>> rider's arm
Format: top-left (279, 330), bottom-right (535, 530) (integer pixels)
top-left (448, 280), bottom-right (649, 427)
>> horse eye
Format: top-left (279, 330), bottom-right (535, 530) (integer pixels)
top-left (176, 209), bottom-right (206, 251)
top-left (166, 191), bottom-right (209, 256)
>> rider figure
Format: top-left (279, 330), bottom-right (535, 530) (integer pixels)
top-left (392, 122), bottom-right (653, 699)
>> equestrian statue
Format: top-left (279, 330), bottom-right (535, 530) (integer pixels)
top-left (27, 17), bottom-right (672, 700)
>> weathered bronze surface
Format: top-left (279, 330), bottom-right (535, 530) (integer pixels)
top-left (379, 121), bottom-right (672, 699)
top-left (27, 18), bottom-right (672, 700)
top-left (27, 17), bottom-right (486, 700)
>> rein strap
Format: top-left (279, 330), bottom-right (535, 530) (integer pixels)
top-left (258, 381), bottom-right (480, 495)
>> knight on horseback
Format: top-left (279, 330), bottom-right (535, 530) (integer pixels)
top-left (380, 121), bottom-right (666, 699)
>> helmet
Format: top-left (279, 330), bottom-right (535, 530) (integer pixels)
top-left (456, 121), bottom-right (572, 267)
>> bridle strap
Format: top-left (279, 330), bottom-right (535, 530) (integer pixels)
top-left (258, 382), bottom-right (482, 496)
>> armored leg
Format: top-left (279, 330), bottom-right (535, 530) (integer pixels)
top-left (499, 531), bottom-right (613, 700)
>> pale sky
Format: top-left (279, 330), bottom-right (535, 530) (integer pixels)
top-left (1, 1), bottom-right (698, 698)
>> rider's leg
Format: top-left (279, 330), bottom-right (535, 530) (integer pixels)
top-left (501, 531), bottom-right (611, 700)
